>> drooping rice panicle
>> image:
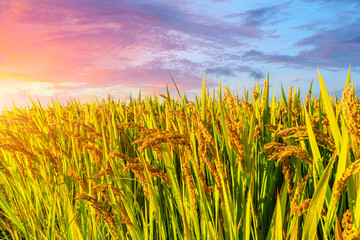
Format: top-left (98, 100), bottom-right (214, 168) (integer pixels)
top-left (290, 171), bottom-right (311, 213)
top-left (66, 167), bottom-right (87, 192)
top-left (0, 70), bottom-right (358, 240)
top-left (331, 157), bottom-right (360, 206)
top-left (341, 85), bottom-right (360, 157)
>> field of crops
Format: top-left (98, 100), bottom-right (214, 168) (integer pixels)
top-left (0, 69), bottom-right (359, 239)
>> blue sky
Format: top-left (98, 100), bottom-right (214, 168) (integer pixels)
top-left (0, 0), bottom-right (359, 110)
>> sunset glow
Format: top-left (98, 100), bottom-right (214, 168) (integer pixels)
top-left (0, 0), bottom-right (359, 110)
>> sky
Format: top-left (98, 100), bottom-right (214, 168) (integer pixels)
top-left (0, 0), bottom-right (359, 110)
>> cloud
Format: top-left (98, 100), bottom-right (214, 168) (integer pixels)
top-left (0, 0), bottom-right (312, 110)
top-left (204, 65), bottom-right (265, 80)
top-left (0, 0), bottom-right (277, 93)
top-left (291, 78), bottom-right (301, 83)
top-left (225, 3), bottom-right (288, 39)
top-left (236, 66), bottom-right (265, 80)
top-left (242, 18), bottom-right (360, 70)
top-left (239, 6), bottom-right (282, 27)
top-left (242, 50), bottom-right (264, 60)
top-left (203, 63), bottom-right (265, 80)
top-left (301, 0), bottom-right (360, 5)
top-left (205, 67), bottom-right (235, 77)
top-left (295, 22), bottom-right (360, 67)
top-left (46, 82), bottom-right (87, 92)
top-left (7, 0), bottom-right (261, 45)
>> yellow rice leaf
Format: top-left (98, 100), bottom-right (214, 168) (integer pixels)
top-left (289, 216), bottom-right (299, 240)
top-left (327, 130), bottom-right (349, 231)
top-left (345, 65), bottom-right (351, 88)
top-left (201, 74), bottom-right (207, 125)
top-left (245, 190), bottom-right (252, 240)
top-left (335, 215), bottom-right (345, 240)
top-left (318, 68), bottom-right (342, 152)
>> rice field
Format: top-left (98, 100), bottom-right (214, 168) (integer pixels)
top-left (0, 68), bottom-right (359, 239)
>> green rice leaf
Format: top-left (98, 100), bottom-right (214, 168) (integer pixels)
top-left (244, 190), bottom-right (252, 240)
top-left (305, 109), bottom-right (323, 179)
top-left (302, 154), bottom-right (336, 240)
top-left (327, 129), bottom-right (349, 231)
top-left (274, 193), bottom-right (283, 240)
top-left (0, 192), bottom-right (27, 237)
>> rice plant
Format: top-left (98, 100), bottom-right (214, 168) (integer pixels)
top-left (0, 68), bottom-right (359, 239)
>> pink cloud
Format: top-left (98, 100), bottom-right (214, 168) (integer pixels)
top-left (0, 0), bottom-right (290, 110)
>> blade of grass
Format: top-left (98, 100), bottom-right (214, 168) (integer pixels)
top-left (327, 128), bottom-right (349, 231)
top-left (304, 109), bottom-right (323, 180)
top-left (335, 215), bottom-right (345, 240)
top-left (244, 190), bottom-right (252, 240)
top-left (201, 74), bottom-right (207, 125)
top-left (318, 67), bottom-right (342, 151)
top-left (289, 216), bottom-right (299, 240)
top-left (302, 154), bottom-right (336, 240)
top-left (345, 65), bottom-right (351, 88)
top-left (274, 193), bottom-right (283, 240)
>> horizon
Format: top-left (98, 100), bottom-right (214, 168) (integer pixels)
top-left (0, 0), bottom-right (359, 111)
